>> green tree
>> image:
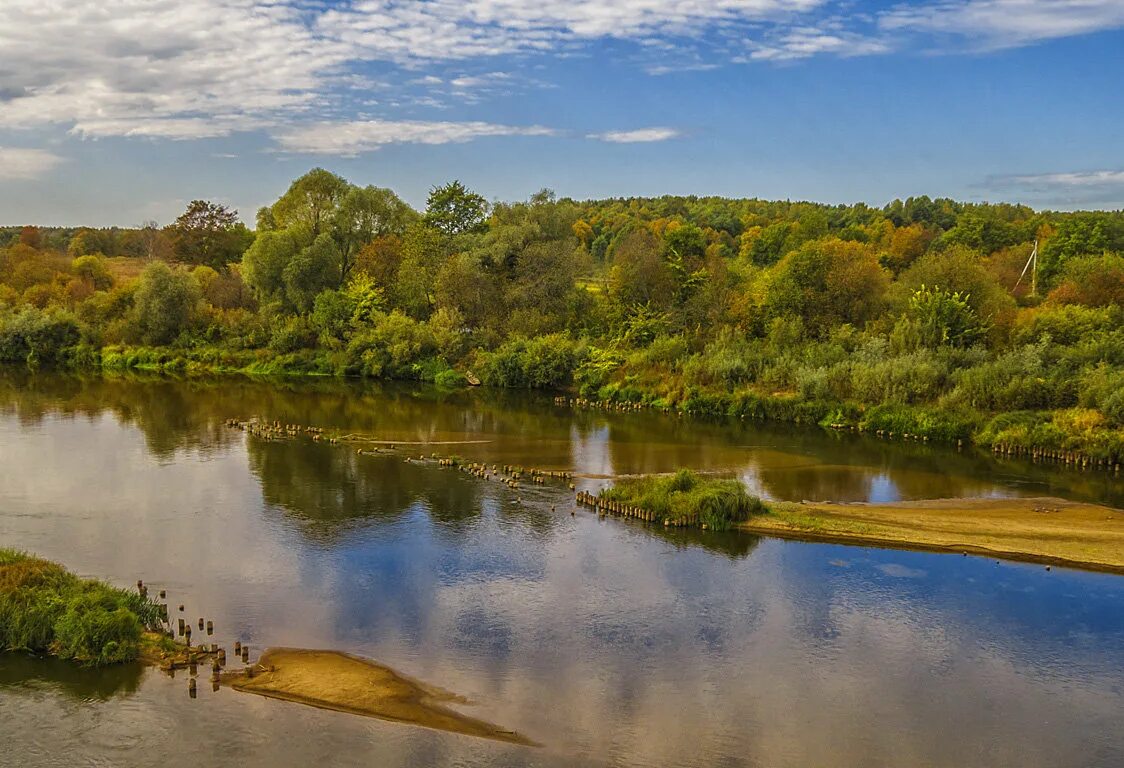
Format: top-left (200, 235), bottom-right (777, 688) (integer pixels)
top-left (242, 229), bottom-right (304, 305)
top-left (424, 181), bottom-right (489, 235)
top-left (764, 238), bottom-right (888, 336)
top-left (329, 185), bottom-right (417, 286)
top-left (71, 255), bottom-right (113, 291)
top-left (270, 168), bottom-right (349, 235)
top-left (131, 262), bottom-right (200, 345)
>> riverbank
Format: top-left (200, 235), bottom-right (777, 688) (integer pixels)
top-left (743, 497), bottom-right (1124, 574)
top-left (37, 344), bottom-right (1124, 471)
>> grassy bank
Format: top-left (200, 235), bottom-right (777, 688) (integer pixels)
top-left (744, 497), bottom-right (1124, 573)
top-left (597, 470), bottom-right (766, 531)
top-left (23, 335), bottom-right (1124, 472)
top-left (0, 549), bottom-right (163, 665)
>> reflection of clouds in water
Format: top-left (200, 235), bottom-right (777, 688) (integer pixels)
top-left (570, 422), bottom-right (613, 482)
top-left (738, 464), bottom-right (769, 499)
top-left (869, 473), bottom-right (899, 503)
top-left (876, 563), bottom-right (928, 579)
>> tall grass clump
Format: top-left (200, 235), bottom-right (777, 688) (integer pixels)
top-left (600, 469), bottom-right (765, 531)
top-left (0, 549), bottom-right (161, 665)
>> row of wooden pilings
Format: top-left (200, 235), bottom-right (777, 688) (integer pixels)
top-left (555, 396), bottom-right (647, 413)
top-left (431, 457), bottom-right (576, 490)
top-left (138, 579), bottom-right (254, 698)
top-left (225, 418), bottom-right (335, 442)
top-left (989, 443), bottom-right (1121, 472)
top-left (575, 491), bottom-right (702, 528)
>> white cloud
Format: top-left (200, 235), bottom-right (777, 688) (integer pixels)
top-left (994, 170), bottom-right (1124, 188)
top-left (589, 127), bottom-right (682, 143)
top-left (0, 0), bottom-right (346, 139)
top-left (0, 147), bottom-right (65, 180)
top-left (1, 0), bottom-right (1121, 152)
top-left (978, 169), bottom-right (1124, 209)
top-left (750, 27), bottom-right (891, 60)
top-left (276, 119), bottom-right (558, 154)
top-left (449, 72), bottom-right (513, 89)
top-left (880, 0), bottom-right (1124, 50)
top-left (320, 0), bottom-right (827, 63)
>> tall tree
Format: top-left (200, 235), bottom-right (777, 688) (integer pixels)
top-left (167, 200), bottom-right (247, 270)
top-left (330, 185), bottom-right (417, 286)
top-left (424, 181), bottom-right (489, 236)
top-left (269, 168), bottom-right (349, 235)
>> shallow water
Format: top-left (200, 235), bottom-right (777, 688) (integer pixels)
top-left (1, 371), bottom-right (1122, 767)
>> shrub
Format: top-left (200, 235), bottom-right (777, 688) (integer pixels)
top-left (478, 333), bottom-right (585, 388)
top-left (600, 469), bottom-right (765, 531)
top-left (0, 549), bottom-right (161, 666)
top-left (0, 305), bottom-right (82, 364)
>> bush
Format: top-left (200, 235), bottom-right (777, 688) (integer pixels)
top-left (600, 469), bottom-right (765, 531)
top-left (0, 305), bottom-right (82, 364)
top-left (478, 333), bottom-right (585, 388)
top-left (344, 310), bottom-right (437, 378)
top-left (0, 549), bottom-right (161, 666)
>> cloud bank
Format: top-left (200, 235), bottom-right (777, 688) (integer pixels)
top-left (0, 1), bottom-right (1122, 154)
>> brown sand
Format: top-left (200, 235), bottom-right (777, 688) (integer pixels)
top-left (224, 648), bottom-right (536, 746)
top-left (743, 496), bottom-right (1124, 573)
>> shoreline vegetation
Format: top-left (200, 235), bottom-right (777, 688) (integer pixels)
top-left (2, 173), bottom-right (1124, 468)
top-left (0, 549), bottom-right (166, 666)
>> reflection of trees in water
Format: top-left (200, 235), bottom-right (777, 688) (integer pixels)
top-left (0, 370), bottom-right (239, 461)
top-left (3, 368), bottom-right (1122, 512)
top-left (244, 437), bottom-right (576, 544)
top-left (0, 653), bottom-right (143, 701)
top-left (245, 439), bottom-right (482, 535)
top-left (648, 526), bottom-right (761, 560)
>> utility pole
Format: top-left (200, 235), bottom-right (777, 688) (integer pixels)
top-left (1015, 239), bottom-right (1038, 297)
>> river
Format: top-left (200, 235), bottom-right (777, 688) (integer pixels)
top-left (1, 371), bottom-right (1122, 767)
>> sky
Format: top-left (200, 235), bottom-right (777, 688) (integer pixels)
top-left (1, 0), bottom-right (1122, 226)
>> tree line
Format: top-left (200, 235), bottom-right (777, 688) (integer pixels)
top-left (3, 169), bottom-right (1124, 461)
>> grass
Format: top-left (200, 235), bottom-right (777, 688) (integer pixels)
top-left (600, 469), bottom-right (765, 531)
top-left (0, 549), bottom-right (163, 665)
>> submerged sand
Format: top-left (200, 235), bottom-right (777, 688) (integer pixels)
top-left (224, 648), bottom-right (536, 746)
top-left (744, 496), bottom-right (1124, 573)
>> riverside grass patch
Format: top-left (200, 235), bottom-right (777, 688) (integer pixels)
top-left (600, 469), bottom-right (765, 531)
top-left (0, 549), bottom-right (162, 665)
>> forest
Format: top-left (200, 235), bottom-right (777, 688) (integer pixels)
top-left (3, 169), bottom-right (1124, 462)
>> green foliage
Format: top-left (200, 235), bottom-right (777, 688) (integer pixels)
top-left (0, 306), bottom-right (81, 364)
top-left (907, 284), bottom-right (986, 348)
top-left (71, 255), bottom-right (113, 290)
top-left (344, 311), bottom-right (437, 378)
top-left (424, 180), bottom-right (489, 235)
top-left (601, 469), bottom-right (765, 531)
top-left (478, 334), bottom-right (586, 388)
top-left (166, 200), bottom-right (249, 270)
top-left (0, 549), bottom-right (161, 666)
top-left (764, 238), bottom-right (888, 336)
top-left (4, 172), bottom-right (1124, 460)
top-left (131, 262), bottom-right (200, 345)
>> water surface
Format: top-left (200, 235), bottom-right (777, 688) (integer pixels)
top-left (1, 372), bottom-right (1122, 767)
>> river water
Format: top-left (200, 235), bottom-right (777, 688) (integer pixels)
top-left (0, 371), bottom-right (1122, 767)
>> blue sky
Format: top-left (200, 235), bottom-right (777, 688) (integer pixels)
top-left (1, 0), bottom-right (1122, 226)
